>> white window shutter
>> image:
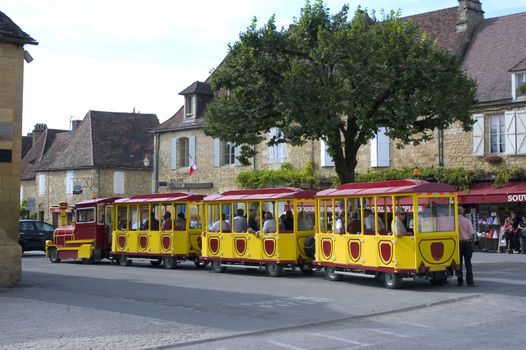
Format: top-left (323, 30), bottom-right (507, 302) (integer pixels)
top-left (189, 135), bottom-right (196, 166)
top-left (268, 128), bottom-right (277, 164)
top-left (213, 138), bottom-right (220, 167)
top-left (370, 132), bottom-right (378, 167)
top-left (38, 174), bottom-right (46, 195)
top-left (278, 143), bottom-right (286, 163)
top-left (505, 111), bottom-right (517, 155)
top-left (234, 145), bottom-right (241, 165)
top-left (516, 110), bottom-right (526, 155)
top-left (472, 114), bottom-right (484, 156)
top-left (113, 171), bottom-right (125, 194)
top-left (377, 127), bottom-right (390, 167)
top-left (170, 137), bottom-right (177, 169)
top-left (320, 139), bottom-right (334, 167)
top-left (20, 185), bottom-right (24, 202)
top-left (65, 171), bottom-right (74, 194)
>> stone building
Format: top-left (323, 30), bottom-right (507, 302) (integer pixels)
top-left (154, 1), bottom-right (526, 193)
top-left (21, 111), bottom-right (159, 225)
top-left (0, 10), bottom-right (37, 287)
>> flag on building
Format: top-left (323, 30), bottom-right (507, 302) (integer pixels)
top-left (189, 161), bottom-right (197, 176)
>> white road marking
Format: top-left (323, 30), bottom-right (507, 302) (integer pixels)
top-left (312, 333), bottom-right (371, 346)
top-left (267, 340), bottom-right (308, 350)
top-left (370, 328), bottom-right (410, 338)
top-left (401, 321), bottom-right (432, 329)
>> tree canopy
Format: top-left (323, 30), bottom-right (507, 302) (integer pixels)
top-left (204, 0), bottom-right (477, 183)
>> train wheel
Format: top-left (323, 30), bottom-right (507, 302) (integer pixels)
top-left (266, 263), bottom-right (283, 277)
top-left (49, 248), bottom-right (61, 263)
top-left (300, 267), bottom-right (315, 275)
top-left (82, 256), bottom-right (94, 265)
top-left (118, 255), bottom-right (132, 266)
top-left (383, 272), bottom-right (402, 289)
top-left (324, 267), bottom-right (341, 281)
top-left (211, 260), bottom-right (226, 273)
top-left (163, 256), bottom-right (177, 269)
top-left (430, 271), bottom-right (448, 286)
top-left (194, 258), bottom-right (209, 269)
top-left (150, 258), bottom-right (162, 267)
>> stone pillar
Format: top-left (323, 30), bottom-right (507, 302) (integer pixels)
top-left (0, 43), bottom-right (24, 287)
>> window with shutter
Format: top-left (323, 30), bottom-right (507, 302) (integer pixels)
top-left (472, 114), bottom-right (484, 156)
top-left (268, 128), bottom-right (278, 164)
top-left (189, 135), bottom-right (196, 166)
top-left (489, 114), bottom-right (505, 154)
top-left (505, 111), bottom-right (516, 155)
top-left (38, 174), bottom-right (46, 196)
top-left (213, 139), bottom-right (220, 167)
top-left (516, 110), bottom-right (526, 154)
top-left (377, 128), bottom-right (390, 167)
top-left (177, 137), bottom-right (189, 167)
top-left (320, 139), bottom-right (334, 167)
top-left (65, 171), bottom-right (74, 194)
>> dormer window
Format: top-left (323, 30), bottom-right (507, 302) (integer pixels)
top-left (515, 72), bottom-right (526, 100)
top-left (185, 95), bottom-right (196, 119)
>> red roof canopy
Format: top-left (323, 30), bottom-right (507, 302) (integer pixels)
top-left (75, 197), bottom-right (120, 208)
top-left (203, 187), bottom-right (316, 202)
top-left (115, 192), bottom-right (204, 204)
top-left (458, 181), bottom-right (526, 204)
top-left (316, 179), bottom-right (456, 198)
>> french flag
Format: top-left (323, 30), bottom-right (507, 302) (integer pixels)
top-left (189, 161), bottom-right (197, 176)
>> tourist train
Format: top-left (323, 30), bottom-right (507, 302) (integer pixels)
top-left (45, 179), bottom-right (460, 289)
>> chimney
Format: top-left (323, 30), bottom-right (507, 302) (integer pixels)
top-left (457, 0), bottom-right (484, 33)
top-left (71, 119), bottom-right (82, 131)
top-left (32, 123), bottom-right (47, 145)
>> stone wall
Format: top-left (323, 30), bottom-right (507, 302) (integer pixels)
top-left (0, 43), bottom-right (24, 287)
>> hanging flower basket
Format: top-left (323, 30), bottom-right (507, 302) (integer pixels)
top-left (484, 154), bottom-right (503, 164)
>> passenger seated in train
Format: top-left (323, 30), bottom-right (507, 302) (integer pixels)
top-left (391, 207), bottom-right (413, 237)
top-left (141, 212), bottom-right (159, 231)
top-left (174, 212), bottom-right (186, 230)
top-left (282, 210), bottom-right (294, 232)
top-left (348, 211), bottom-right (361, 234)
top-left (261, 212), bottom-right (277, 234)
top-left (364, 209), bottom-right (385, 234)
top-left (161, 211), bottom-right (172, 231)
top-left (209, 214), bottom-right (231, 232)
top-left (234, 209), bottom-right (248, 232)
top-left (334, 212), bottom-right (345, 234)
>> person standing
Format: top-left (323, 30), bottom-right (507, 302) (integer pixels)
top-left (510, 211), bottom-right (523, 253)
top-left (458, 207), bottom-right (476, 287)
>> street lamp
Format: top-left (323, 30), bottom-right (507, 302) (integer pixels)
top-left (143, 156), bottom-right (150, 167)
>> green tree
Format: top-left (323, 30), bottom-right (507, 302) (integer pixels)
top-left (205, 0), bottom-right (477, 183)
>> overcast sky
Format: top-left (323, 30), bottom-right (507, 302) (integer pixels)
top-left (3, 0), bottom-right (526, 134)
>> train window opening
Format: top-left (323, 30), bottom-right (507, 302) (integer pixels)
top-left (130, 205), bottom-right (139, 230)
top-left (363, 197), bottom-right (377, 234)
top-left (390, 196), bottom-right (413, 235)
top-left (319, 199), bottom-right (332, 233)
top-left (261, 201), bottom-right (277, 234)
top-left (97, 204), bottom-right (105, 224)
top-left (233, 202), bottom-right (248, 233)
top-left (160, 203), bottom-right (173, 231)
top-left (277, 200), bottom-right (294, 232)
top-left (333, 198), bottom-right (345, 234)
top-left (247, 202), bottom-right (261, 232)
top-left (346, 198), bottom-right (362, 234)
top-left (117, 206), bottom-right (127, 230)
top-left (189, 203), bottom-right (202, 229)
top-left (76, 207), bottom-right (95, 223)
top-left (207, 203), bottom-right (221, 231)
top-left (174, 203), bottom-right (186, 231)
top-left (417, 196), bottom-right (456, 233)
top-left (297, 201), bottom-right (315, 232)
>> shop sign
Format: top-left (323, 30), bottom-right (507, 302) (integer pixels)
top-left (507, 194), bottom-right (526, 202)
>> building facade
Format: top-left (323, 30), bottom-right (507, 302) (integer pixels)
top-left (0, 10), bottom-right (37, 287)
top-left (21, 111), bottom-right (159, 224)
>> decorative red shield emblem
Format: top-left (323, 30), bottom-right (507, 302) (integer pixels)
top-left (197, 236), bottom-right (202, 249)
top-left (139, 235), bottom-right (148, 250)
top-left (235, 238), bottom-right (247, 256)
top-left (264, 239), bottom-right (276, 257)
top-left (348, 240), bottom-right (360, 261)
top-left (117, 235), bottom-right (126, 250)
top-left (209, 237), bottom-right (220, 255)
top-left (379, 241), bottom-right (393, 264)
top-left (322, 239), bottom-right (332, 259)
top-left (161, 235), bottom-right (171, 251)
top-left (431, 242), bottom-right (444, 261)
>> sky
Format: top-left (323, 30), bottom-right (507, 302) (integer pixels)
top-left (2, 0), bottom-right (526, 134)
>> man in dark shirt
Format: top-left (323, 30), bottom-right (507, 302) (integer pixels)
top-left (248, 209), bottom-right (259, 232)
top-left (510, 211), bottom-right (523, 253)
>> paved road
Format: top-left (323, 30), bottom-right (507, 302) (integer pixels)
top-left (1, 252), bottom-right (525, 349)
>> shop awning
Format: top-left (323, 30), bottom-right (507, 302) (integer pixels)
top-left (458, 181), bottom-right (526, 204)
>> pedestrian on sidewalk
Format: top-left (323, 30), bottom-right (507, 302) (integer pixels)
top-left (458, 206), bottom-right (476, 287)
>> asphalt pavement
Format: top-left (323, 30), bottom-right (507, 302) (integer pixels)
top-left (1, 251), bottom-right (525, 350)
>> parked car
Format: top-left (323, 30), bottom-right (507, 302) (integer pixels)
top-left (19, 220), bottom-right (56, 252)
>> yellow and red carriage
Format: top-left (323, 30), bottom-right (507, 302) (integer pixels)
top-left (45, 197), bottom-right (118, 263)
top-left (315, 179), bottom-right (460, 288)
top-left (112, 192), bottom-right (206, 268)
top-left (201, 188), bottom-right (317, 276)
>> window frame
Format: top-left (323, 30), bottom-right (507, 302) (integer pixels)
top-left (489, 114), bottom-right (506, 154)
top-left (177, 137), bottom-right (190, 168)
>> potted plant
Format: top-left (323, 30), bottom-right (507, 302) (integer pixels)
top-left (517, 83), bottom-right (526, 96)
top-left (484, 154), bottom-right (504, 165)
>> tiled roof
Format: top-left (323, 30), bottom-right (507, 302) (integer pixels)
top-left (0, 11), bottom-right (37, 45)
top-left (409, 7), bottom-right (464, 54)
top-left (36, 132), bottom-right (72, 172)
top-left (21, 128), bottom-right (68, 180)
top-left (510, 56), bottom-right (526, 72)
top-left (47, 111), bottom-right (159, 170)
top-left (462, 12), bottom-right (526, 103)
top-left (21, 136), bottom-right (32, 158)
top-left (179, 81), bottom-right (214, 96)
